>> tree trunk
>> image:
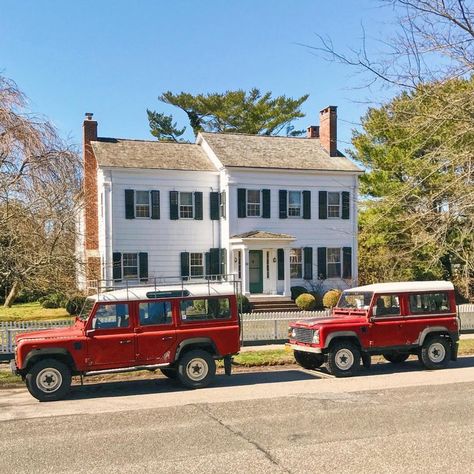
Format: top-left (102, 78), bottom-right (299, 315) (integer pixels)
top-left (4, 281), bottom-right (20, 308)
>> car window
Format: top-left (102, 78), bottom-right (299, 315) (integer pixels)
top-left (93, 303), bottom-right (130, 329)
top-left (139, 301), bottom-right (173, 326)
top-left (373, 294), bottom-right (400, 317)
top-left (409, 292), bottom-right (450, 313)
top-left (181, 298), bottom-right (231, 322)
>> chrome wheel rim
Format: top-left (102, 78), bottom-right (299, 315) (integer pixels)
top-left (36, 368), bottom-right (62, 393)
top-left (428, 342), bottom-right (446, 363)
top-left (334, 349), bottom-right (354, 371)
top-left (186, 358), bottom-right (208, 382)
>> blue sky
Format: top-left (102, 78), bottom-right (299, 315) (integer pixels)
top-left (1, 0), bottom-right (396, 151)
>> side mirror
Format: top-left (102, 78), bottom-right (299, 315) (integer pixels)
top-left (86, 329), bottom-right (95, 337)
top-left (372, 307), bottom-right (377, 317)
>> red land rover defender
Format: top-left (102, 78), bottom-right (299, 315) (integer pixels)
top-left (11, 281), bottom-right (241, 401)
top-left (289, 281), bottom-right (459, 377)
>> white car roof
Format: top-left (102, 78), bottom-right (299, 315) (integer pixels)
top-left (345, 281), bottom-right (454, 294)
top-left (88, 282), bottom-right (237, 302)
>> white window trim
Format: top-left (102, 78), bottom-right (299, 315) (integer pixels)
top-left (179, 191), bottom-right (195, 220)
top-left (290, 248), bottom-right (303, 279)
top-left (135, 190), bottom-right (152, 219)
top-left (189, 252), bottom-right (204, 278)
top-left (326, 248), bottom-right (342, 279)
top-left (327, 192), bottom-right (341, 219)
top-left (246, 189), bottom-right (262, 218)
top-left (287, 190), bottom-right (302, 218)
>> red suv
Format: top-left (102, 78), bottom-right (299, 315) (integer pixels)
top-left (11, 282), bottom-right (241, 401)
top-left (289, 281), bottom-right (459, 377)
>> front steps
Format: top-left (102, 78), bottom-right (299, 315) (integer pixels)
top-left (248, 297), bottom-right (299, 313)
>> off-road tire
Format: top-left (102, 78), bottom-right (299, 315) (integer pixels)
top-left (160, 368), bottom-right (178, 379)
top-left (294, 350), bottom-right (324, 370)
top-left (177, 349), bottom-right (216, 389)
top-left (25, 358), bottom-right (72, 402)
top-left (326, 341), bottom-right (361, 377)
top-left (419, 336), bottom-right (451, 370)
top-left (383, 353), bottom-right (410, 364)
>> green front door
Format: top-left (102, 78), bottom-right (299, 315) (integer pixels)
top-left (249, 250), bottom-right (263, 294)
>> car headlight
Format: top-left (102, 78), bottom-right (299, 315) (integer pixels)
top-left (312, 330), bottom-right (320, 344)
top-left (291, 328), bottom-right (296, 338)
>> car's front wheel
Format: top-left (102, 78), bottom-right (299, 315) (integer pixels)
top-left (294, 350), bottom-right (324, 370)
top-left (326, 341), bottom-right (361, 377)
top-left (419, 336), bottom-right (451, 370)
top-left (177, 350), bottom-right (216, 389)
top-left (25, 358), bottom-right (72, 402)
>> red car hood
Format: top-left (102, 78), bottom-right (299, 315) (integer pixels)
top-left (16, 325), bottom-right (83, 343)
top-left (292, 315), bottom-right (366, 328)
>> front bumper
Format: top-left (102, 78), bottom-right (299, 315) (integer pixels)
top-left (288, 343), bottom-right (322, 354)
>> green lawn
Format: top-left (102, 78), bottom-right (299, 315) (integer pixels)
top-left (0, 302), bottom-right (71, 322)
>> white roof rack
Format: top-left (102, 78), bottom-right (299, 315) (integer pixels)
top-left (346, 281), bottom-right (454, 294)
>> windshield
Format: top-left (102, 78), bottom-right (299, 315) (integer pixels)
top-left (337, 291), bottom-right (373, 310)
top-left (78, 297), bottom-right (96, 320)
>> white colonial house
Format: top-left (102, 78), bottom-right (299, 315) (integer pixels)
top-left (78, 106), bottom-right (362, 298)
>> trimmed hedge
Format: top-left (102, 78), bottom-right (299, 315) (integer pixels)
top-left (323, 289), bottom-right (342, 308)
top-left (238, 294), bottom-right (252, 313)
top-left (295, 293), bottom-right (317, 311)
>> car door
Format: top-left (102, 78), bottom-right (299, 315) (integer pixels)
top-left (134, 300), bottom-right (177, 365)
top-left (367, 293), bottom-right (405, 349)
top-left (85, 302), bottom-right (136, 369)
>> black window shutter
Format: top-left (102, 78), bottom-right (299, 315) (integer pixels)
top-left (205, 252), bottom-right (211, 277)
top-left (262, 189), bottom-right (271, 218)
top-left (113, 252), bottom-right (122, 281)
top-left (343, 247), bottom-right (352, 279)
top-left (319, 191), bottom-right (327, 219)
top-left (279, 190), bottom-right (287, 219)
top-left (194, 192), bottom-right (203, 220)
top-left (277, 248), bottom-right (284, 280)
top-left (125, 190), bottom-right (135, 219)
top-left (237, 188), bottom-right (246, 218)
top-left (317, 247), bottom-right (327, 279)
top-left (220, 191), bottom-right (226, 218)
top-left (180, 252), bottom-right (189, 280)
top-left (170, 191), bottom-right (179, 220)
top-left (151, 191), bottom-right (160, 219)
top-left (220, 248), bottom-right (227, 276)
top-left (139, 252), bottom-right (148, 281)
top-left (303, 247), bottom-right (313, 280)
top-left (342, 191), bottom-right (350, 219)
top-left (303, 191), bottom-right (311, 219)
top-left (210, 192), bottom-right (219, 220)
top-left (209, 248), bottom-right (220, 276)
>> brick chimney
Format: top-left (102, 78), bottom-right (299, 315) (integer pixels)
top-left (306, 125), bottom-right (319, 138)
top-left (83, 113), bottom-right (100, 281)
top-left (319, 106), bottom-right (338, 156)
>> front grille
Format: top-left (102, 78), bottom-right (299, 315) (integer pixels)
top-left (293, 327), bottom-right (313, 344)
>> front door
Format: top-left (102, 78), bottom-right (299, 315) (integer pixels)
top-left (249, 250), bottom-right (263, 294)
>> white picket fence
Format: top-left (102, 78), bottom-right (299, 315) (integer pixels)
top-left (1, 306), bottom-right (473, 355)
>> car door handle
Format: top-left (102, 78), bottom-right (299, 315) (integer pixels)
top-left (119, 340), bottom-right (132, 344)
top-left (161, 336), bottom-right (174, 341)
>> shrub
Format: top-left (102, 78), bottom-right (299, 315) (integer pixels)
top-left (237, 294), bottom-right (251, 313)
top-left (66, 295), bottom-right (86, 316)
top-left (295, 293), bottom-right (316, 311)
top-left (323, 289), bottom-right (342, 308)
top-left (291, 286), bottom-right (308, 301)
top-left (41, 299), bottom-right (59, 309)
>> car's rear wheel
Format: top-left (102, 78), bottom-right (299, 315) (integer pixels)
top-left (25, 358), bottom-right (71, 402)
top-left (326, 341), bottom-right (361, 377)
top-left (294, 350), bottom-right (324, 369)
top-left (177, 350), bottom-right (216, 389)
top-left (419, 336), bottom-right (451, 370)
top-left (160, 368), bottom-right (178, 379)
top-left (383, 353), bottom-right (410, 364)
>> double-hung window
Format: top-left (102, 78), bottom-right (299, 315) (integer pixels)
top-left (288, 191), bottom-right (302, 217)
top-left (247, 190), bottom-right (261, 217)
top-left (327, 248), bottom-right (341, 278)
top-left (290, 249), bottom-right (303, 278)
top-left (135, 191), bottom-right (151, 218)
top-left (190, 252), bottom-right (204, 277)
top-left (179, 192), bottom-right (194, 219)
top-left (327, 192), bottom-right (341, 218)
top-left (122, 253), bottom-right (139, 279)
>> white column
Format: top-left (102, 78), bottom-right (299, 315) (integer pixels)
top-left (103, 178), bottom-right (113, 283)
top-left (283, 247), bottom-right (291, 297)
top-left (242, 247), bottom-right (250, 296)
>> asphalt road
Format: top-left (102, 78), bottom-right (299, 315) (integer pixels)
top-left (1, 358), bottom-right (474, 473)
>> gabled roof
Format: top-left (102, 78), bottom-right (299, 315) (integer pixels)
top-left (230, 231), bottom-right (295, 240)
top-left (91, 138), bottom-right (216, 171)
top-left (200, 132), bottom-right (362, 172)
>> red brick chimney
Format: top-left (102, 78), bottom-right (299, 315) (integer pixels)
top-left (319, 106), bottom-right (337, 156)
top-left (306, 125), bottom-right (319, 138)
top-left (83, 113), bottom-right (100, 281)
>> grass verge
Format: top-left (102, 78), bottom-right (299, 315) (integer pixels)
top-left (0, 302), bottom-right (71, 322)
top-left (1, 339), bottom-right (473, 388)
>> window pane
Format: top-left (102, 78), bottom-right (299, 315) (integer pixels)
top-left (181, 298), bottom-right (231, 322)
top-left (247, 190), bottom-right (260, 203)
top-left (93, 303), bottom-right (129, 329)
top-left (290, 248), bottom-right (302, 278)
top-left (123, 253), bottom-right (138, 278)
top-left (135, 191), bottom-right (149, 205)
top-left (139, 302), bottom-right (172, 325)
top-left (328, 192), bottom-right (340, 218)
top-left (409, 292), bottom-right (450, 313)
top-left (374, 295), bottom-right (400, 317)
top-left (180, 192), bottom-right (193, 205)
top-left (328, 192), bottom-right (340, 205)
top-left (190, 252), bottom-right (204, 277)
top-left (135, 191), bottom-right (150, 218)
top-left (327, 248), bottom-right (341, 278)
top-left (179, 192), bottom-right (194, 218)
top-left (288, 191), bottom-right (301, 205)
